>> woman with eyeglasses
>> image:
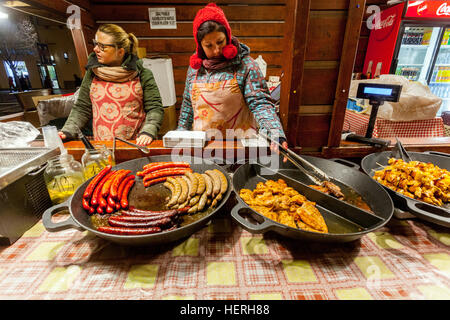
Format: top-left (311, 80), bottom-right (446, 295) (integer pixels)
top-left (58, 24), bottom-right (163, 146)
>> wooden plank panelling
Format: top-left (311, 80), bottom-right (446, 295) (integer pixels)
top-left (91, 5), bottom-right (287, 21)
top-left (295, 114), bottom-right (332, 147)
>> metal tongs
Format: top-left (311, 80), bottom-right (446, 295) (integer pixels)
top-left (113, 136), bottom-right (150, 154)
top-left (391, 138), bottom-right (412, 162)
top-left (257, 132), bottom-right (331, 186)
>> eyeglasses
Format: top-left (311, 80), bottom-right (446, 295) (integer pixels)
top-left (92, 39), bottom-right (116, 52)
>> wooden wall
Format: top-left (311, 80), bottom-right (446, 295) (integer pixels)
top-left (89, 0), bottom-right (287, 124)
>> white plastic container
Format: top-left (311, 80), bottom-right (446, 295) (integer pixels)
top-left (142, 57), bottom-right (177, 107)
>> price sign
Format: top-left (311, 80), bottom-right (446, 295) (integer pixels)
top-left (149, 8), bottom-right (177, 29)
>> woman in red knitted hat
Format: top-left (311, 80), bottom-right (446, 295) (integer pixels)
top-left (177, 3), bottom-right (288, 151)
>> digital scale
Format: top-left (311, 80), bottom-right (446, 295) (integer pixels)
top-left (344, 83), bottom-right (402, 147)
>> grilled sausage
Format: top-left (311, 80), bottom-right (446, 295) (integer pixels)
top-left (101, 170), bottom-right (120, 198)
top-left (126, 206), bottom-right (190, 215)
top-left (82, 198), bottom-right (92, 212)
top-left (108, 217), bottom-right (172, 229)
top-left (194, 172), bottom-right (205, 195)
top-left (197, 190), bottom-right (208, 212)
top-left (83, 165), bottom-right (112, 200)
top-left (201, 173), bottom-right (213, 197)
top-left (120, 179), bottom-right (135, 209)
top-left (188, 194), bottom-right (201, 207)
top-left (181, 175), bottom-right (192, 199)
top-left (119, 209), bottom-right (179, 219)
top-left (185, 172), bottom-right (198, 197)
top-left (90, 171), bottom-right (114, 206)
top-left (143, 168), bottom-right (192, 182)
top-left (205, 170), bottom-right (220, 196)
top-left (107, 195), bottom-right (116, 208)
top-left (143, 176), bottom-right (172, 188)
top-left (188, 203), bottom-right (199, 214)
top-left (97, 226), bottom-right (162, 235)
top-left (137, 162), bottom-right (190, 177)
top-left (110, 170), bottom-right (131, 200)
top-left (166, 177), bottom-right (181, 207)
top-left (213, 169), bottom-right (228, 196)
top-left (109, 214), bottom-right (173, 224)
top-left (106, 205), bottom-right (115, 214)
top-left (177, 176), bottom-right (189, 204)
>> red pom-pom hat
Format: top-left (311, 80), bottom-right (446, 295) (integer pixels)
top-left (190, 3), bottom-right (238, 69)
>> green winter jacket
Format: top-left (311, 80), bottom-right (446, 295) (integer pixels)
top-left (61, 52), bottom-right (164, 139)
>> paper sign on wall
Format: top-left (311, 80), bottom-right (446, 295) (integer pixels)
top-left (148, 8), bottom-right (177, 29)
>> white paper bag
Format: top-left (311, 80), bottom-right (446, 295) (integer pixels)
top-left (349, 75), bottom-right (442, 121)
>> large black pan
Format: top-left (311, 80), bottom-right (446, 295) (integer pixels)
top-left (230, 156), bottom-right (394, 242)
top-left (361, 151), bottom-right (450, 227)
top-left (42, 155), bottom-right (232, 246)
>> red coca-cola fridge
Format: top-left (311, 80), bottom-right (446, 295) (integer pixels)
top-left (363, 0), bottom-right (450, 114)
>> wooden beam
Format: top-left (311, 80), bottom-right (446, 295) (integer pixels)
top-left (327, 0), bottom-right (366, 147)
top-left (280, 0), bottom-right (311, 146)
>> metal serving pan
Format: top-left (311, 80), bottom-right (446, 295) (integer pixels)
top-left (230, 156), bottom-right (394, 242)
top-left (42, 155), bottom-right (232, 246)
top-left (361, 151), bottom-right (450, 227)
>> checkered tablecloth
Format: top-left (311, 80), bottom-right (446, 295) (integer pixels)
top-left (0, 206), bottom-right (448, 300)
top-left (344, 110), bottom-right (445, 138)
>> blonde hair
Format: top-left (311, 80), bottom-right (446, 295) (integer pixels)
top-left (97, 24), bottom-right (138, 55)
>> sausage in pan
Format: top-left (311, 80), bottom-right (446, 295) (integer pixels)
top-left (189, 194), bottom-right (200, 206)
top-left (143, 168), bottom-right (192, 182)
top-left (197, 190), bottom-right (208, 212)
top-left (90, 171), bottom-right (115, 206)
top-left (120, 179), bottom-right (135, 209)
top-left (194, 172), bottom-right (205, 195)
top-left (188, 203), bottom-right (199, 214)
top-left (213, 169), bottom-right (228, 196)
top-left (110, 170), bottom-right (131, 200)
top-left (97, 226), bottom-right (162, 235)
top-left (83, 165), bottom-right (112, 200)
top-left (181, 175), bottom-right (192, 199)
top-left (101, 170), bottom-right (121, 198)
top-left (185, 172), bottom-right (198, 197)
top-left (143, 176), bottom-right (173, 188)
top-left (107, 218), bottom-right (173, 229)
top-left (205, 170), bottom-right (220, 196)
top-left (166, 176), bottom-right (181, 207)
top-left (201, 173), bottom-right (213, 197)
top-left (127, 206), bottom-right (190, 215)
top-left (177, 176), bottom-right (189, 204)
top-left (137, 162), bottom-right (190, 176)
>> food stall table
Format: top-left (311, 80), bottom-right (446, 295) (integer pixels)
top-left (0, 207), bottom-right (448, 300)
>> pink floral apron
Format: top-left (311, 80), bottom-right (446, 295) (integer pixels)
top-left (90, 77), bottom-right (146, 140)
top-left (191, 72), bottom-right (257, 139)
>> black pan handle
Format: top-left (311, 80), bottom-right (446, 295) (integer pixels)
top-left (230, 201), bottom-right (274, 233)
top-left (328, 158), bottom-right (361, 171)
top-left (422, 151), bottom-right (450, 158)
top-left (405, 198), bottom-right (450, 228)
top-left (42, 198), bottom-right (84, 232)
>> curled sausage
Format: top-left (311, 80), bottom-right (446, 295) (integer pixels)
top-left (83, 165), bottom-right (112, 200)
top-left (101, 170), bottom-right (120, 198)
top-left (201, 173), bottom-right (213, 197)
top-left (205, 170), bottom-right (220, 196)
top-left (137, 162), bottom-right (190, 177)
top-left (166, 177), bottom-right (181, 207)
top-left (213, 169), bottom-right (228, 196)
top-left (177, 177), bottom-right (189, 204)
top-left (181, 175), bottom-right (192, 199)
top-left (143, 176), bottom-right (172, 188)
top-left (120, 179), bottom-right (135, 209)
top-left (108, 218), bottom-right (172, 229)
top-left (90, 171), bottom-right (114, 207)
top-left (82, 198), bottom-right (92, 212)
top-left (185, 172), bottom-right (198, 197)
top-left (197, 190), bottom-right (208, 212)
top-left (97, 226), bottom-right (161, 235)
top-left (110, 170), bottom-right (131, 200)
top-left (194, 172), bottom-right (205, 195)
top-left (188, 203), bottom-right (199, 214)
top-left (189, 194), bottom-right (200, 207)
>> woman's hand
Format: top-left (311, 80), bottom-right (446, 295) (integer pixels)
top-left (58, 131), bottom-right (66, 140)
top-left (270, 140), bottom-right (289, 163)
top-left (136, 134), bottom-right (153, 146)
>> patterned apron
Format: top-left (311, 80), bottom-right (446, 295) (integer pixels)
top-left (191, 72), bottom-right (257, 139)
top-left (90, 76), bottom-right (146, 140)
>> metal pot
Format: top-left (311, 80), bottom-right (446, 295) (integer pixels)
top-left (42, 155), bottom-right (233, 246)
top-left (230, 156), bottom-right (394, 242)
top-left (361, 151), bottom-right (450, 227)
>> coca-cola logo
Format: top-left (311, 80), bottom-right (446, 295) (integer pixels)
top-left (379, 14), bottom-right (396, 29)
top-left (417, 4), bottom-right (427, 15)
top-left (437, 3), bottom-right (450, 16)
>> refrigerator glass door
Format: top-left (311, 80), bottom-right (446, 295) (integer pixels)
top-left (395, 26), bottom-right (440, 85)
top-left (429, 27), bottom-right (450, 115)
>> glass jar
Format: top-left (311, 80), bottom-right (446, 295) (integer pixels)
top-left (44, 154), bottom-right (85, 204)
top-left (81, 144), bottom-right (115, 180)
